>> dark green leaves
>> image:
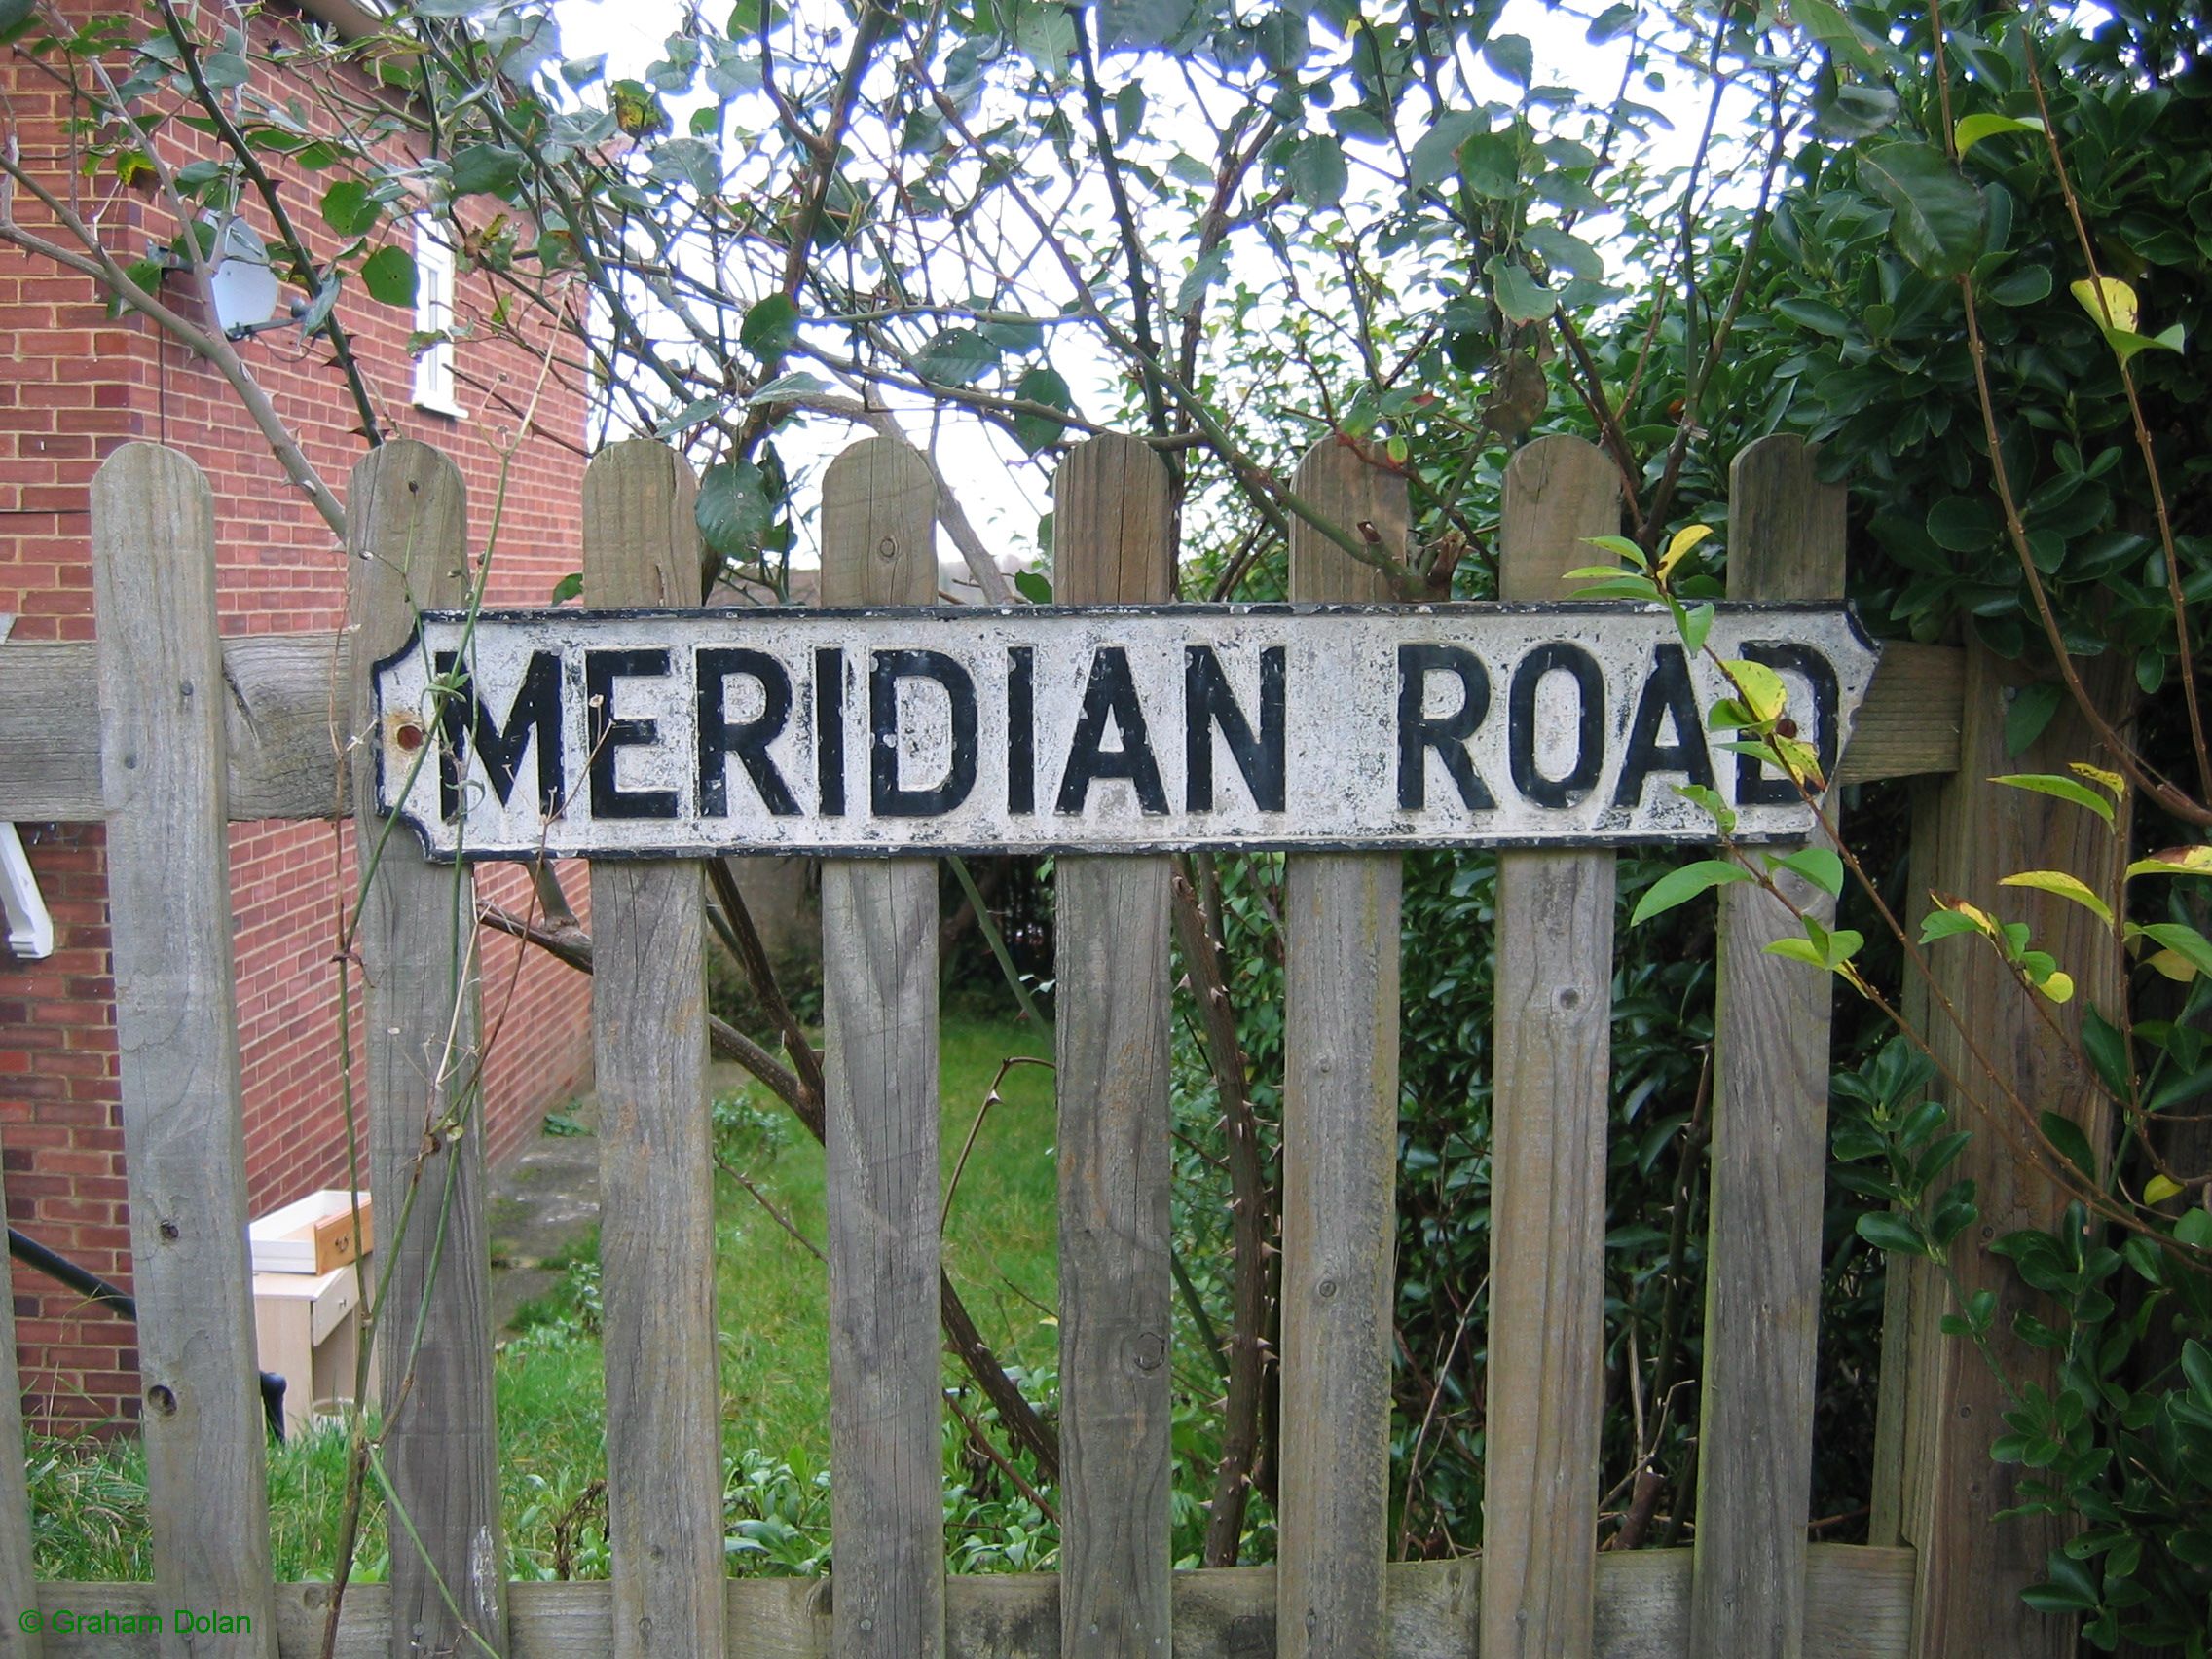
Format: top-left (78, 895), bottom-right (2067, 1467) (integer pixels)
top-left (359, 245), bottom-right (418, 307)
top-left (740, 293), bottom-right (799, 364)
top-left (914, 326), bottom-right (998, 387)
top-left (1775, 296), bottom-right (1851, 338)
top-left (2039, 1111), bottom-right (2099, 1180)
top-left (1482, 33), bottom-right (1532, 87)
top-left (202, 50), bottom-right (250, 91)
top-left (1113, 84), bottom-right (1144, 145)
top-left (1927, 495), bottom-right (1996, 552)
top-left (1859, 141), bottom-right (1987, 278)
top-left (1812, 80), bottom-right (1899, 141)
top-left (1458, 132), bottom-right (1519, 199)
top-left (650, 137), bottom-right (723, 198)
top-left (1789, 0), bottom-right (1882, 69)
top-left (1285, 134), bottom-right (1347, 209)
top-left (448, 143), bottom-right (529, 200)
top-left (1986, 264), bottom-right (2052, 306)
top-left (2005, 682), bottom-right (2064, 756)
top-left (1407, 113), bottom-right (1481, 193)
top-left (1585, 4), bottom-right (1635, 44)
top-left (1856, 1210), bottom-right (1930, 1257)
top-left (1487, 256), bottom-right (1555, 324)
top-left (320, 180), bottom-right (381, 238)
top-left (697, 458), bottom-right (774, 558)
top-left (1013, 366), bottom-right (1074, 455)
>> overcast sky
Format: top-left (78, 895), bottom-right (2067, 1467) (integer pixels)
top-left (546, 0), bottom-right (1756, 578)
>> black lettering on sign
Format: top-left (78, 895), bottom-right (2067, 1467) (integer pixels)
top-left (816, 647), bottom-right (845, 817)
top-left (1611, 644), bottom-right (1714, 808)
top-left (870, 649), bottom-right (978, 818)
top-left (1508, 642), bottom-right (1604, 809)
top-left (585, 648), bottom-right (679, 821)
top-left (433, 648), bottom-right (565, 822)
top-left (1735, 642), bottom-right (1840, 807)
top-left (1185, 645), bottom-right (1286, 813)
top-left (1006, 647), bottom-right (1036, 815)
top-left (1056, 645), bottom-right (1168, 816)
top-left (1397, 645), bottom-right (1497, 811)
top-left (697, 647), bottom-right (798, 817)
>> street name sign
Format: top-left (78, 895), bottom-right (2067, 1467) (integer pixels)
top-left (368, 603), bottom-right (1879, 861)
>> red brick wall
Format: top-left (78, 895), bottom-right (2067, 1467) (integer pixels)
top-left (2, 7), bottom-right (595, 1429)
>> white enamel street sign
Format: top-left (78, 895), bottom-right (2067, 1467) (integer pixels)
top-left (368, 603), bottom-right (1879, 862)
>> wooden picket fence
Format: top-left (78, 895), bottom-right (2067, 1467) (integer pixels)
top-left (0, 426), bottom-right (2122, 1658)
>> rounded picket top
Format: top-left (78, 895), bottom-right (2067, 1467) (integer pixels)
top-left (584, 438), bottom-right (701, 608)
top-left (821, 434), bottom-right (937, 608)
top-left (1052, 432), bottom-right (1172, 606)
top-left (1727, 433), bottom-right (1846, 603)
top-left (92, 440), bottom-right (215, 549)
top-left (1499, 433), bottom-right (1620, 602)
top-left (346, 437), bottom-right (470, 612)
top-left (1289, 436), bottom-right (1407, 604)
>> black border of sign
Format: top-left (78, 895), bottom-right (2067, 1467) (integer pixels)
top-left (367, 600), bottom-right (1881, 865)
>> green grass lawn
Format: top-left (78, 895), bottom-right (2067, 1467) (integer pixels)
top-left (28, 1012), bottom-right (1060, 1582)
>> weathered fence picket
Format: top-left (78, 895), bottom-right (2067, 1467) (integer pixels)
top-left (1877, 644), bottom-right (2132, 1659)
top-left (1053, 433), bottom-right (1176, 1658)
top-left (1689, 434), bottom-right (1848, 1658)
top-left (92, 444), bottom-right (278, 1659)
top-left (582, 442), bottom-right (726, 1659)
top-left (346, 442), bottom-right (508, 1658)
top-left (9, 424), bottom-right (2096, 1659)
top-left (1480, 434), bottom-right (1621, 1659)
top-left (818, 437), bottom-right (946, 1658)
top-left (1276, 439), bottom-right (1406, 1659)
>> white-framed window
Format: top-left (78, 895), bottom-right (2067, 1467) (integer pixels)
top-left (412, 220), bottom-right (465, 418)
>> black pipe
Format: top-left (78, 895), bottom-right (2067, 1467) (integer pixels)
top-left (8, 1226), bottom-right (131, 1314)
top-left (8, 1227), bottom-right (286, 1440)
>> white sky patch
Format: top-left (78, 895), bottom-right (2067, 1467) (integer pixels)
top-left (548, 0), bottom-right (1778, 580)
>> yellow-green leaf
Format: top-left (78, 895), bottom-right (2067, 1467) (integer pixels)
top-left (2146, 1172), bottom-right (2185, 1205)
top-left (2039, 970), bottom-right (2076, 1004)
top-left (2146, 948), bottom-right (2197, 982)
top-left (1955, 112), bottom-right (2046, 154)
top-left (1657, 523), bottom-right (1714, 581)
top-left (1765, 936), bottom-right (1828, 969)
top-left (1722, 658), bottom-right (1788, 724)
top-left (1581, 534), bottom-right (1648, 571)
top-left (2072, 276), bottom-right (2140, 334)
top-left (2071, 761), bottom-right (2125, 799)
top-left (2000, 869), bottom-right (2114, 926)
top-left (2139, 922), bottom-right (2212, 980)
top-left (1991, 772), bottom-right (2115, 827)
top-left (1774, 734), bottom-right (1825, 787)
top-left (2127, 844), bottom-right (2212, 879)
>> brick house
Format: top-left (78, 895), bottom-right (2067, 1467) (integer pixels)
top-left (1, 0), bottom-right (596, 1429)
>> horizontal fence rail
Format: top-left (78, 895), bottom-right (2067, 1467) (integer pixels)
top-left (26, 1548), bottom-right (1918, 1658)
top-left (0, 629), bottom-right (1964, 827)
top-left (2, 429), bottom-right (2034, 1659)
